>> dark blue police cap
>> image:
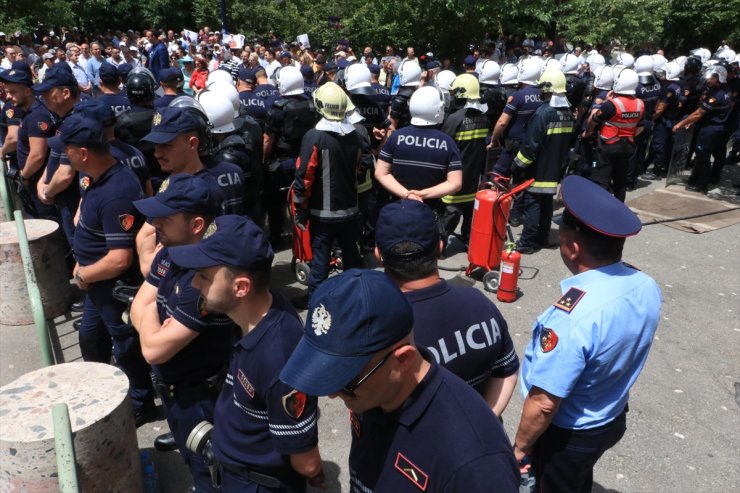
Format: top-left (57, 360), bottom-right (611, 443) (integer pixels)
top-left (74, 98), bottom-right (116, 126)
top-left (159, 67), bottom-right (181, 83)
top-left (553, 175), bottom-right (642, 237)
top-left (117, 63), bottom-right (133, 79)
top-left (367, 63), bottom-right (381, 75)
top-left (141, 107), bottom-right (201, 144)
top-left (278, 51), bottom-right (292, 59)
top-left (168, 215), bottom-right (274, 271)
top-left (133, 174), bottom-right (221, 218)
top-left (98, 62), bottom-right (120, 84)
top-left (463, 55), bottom-right (477, 67)
top-left (48, 114), bottom-right (106, 149)
top-left (32, 63), bottom-right (78, 92)
top-left (300, 65), bottom-right (314, 78)
top-left (376, 200), bottom-right (440, 259)
top-left (0, 61), bottom-right (34, 86)
top-left (280, 269), bottom-right (414, 396)
top-left (324, 61), bottom-right (338, 72)
top-left (426, 60), bottom-right (441, 70)
top-left (238, 67), bottom-right (256, 83)
top-left (337, 58), bottom-right (350, 69)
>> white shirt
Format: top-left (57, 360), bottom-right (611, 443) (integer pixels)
top-left (266, 59), bottom-right (281, 79)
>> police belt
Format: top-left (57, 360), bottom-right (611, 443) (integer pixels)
top-left (217, 461), bottom-right (284, 489)
top-left (152, 370), bottom-right (225, 402)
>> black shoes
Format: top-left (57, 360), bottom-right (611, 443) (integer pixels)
top-left (516, 245), bottom-right (539, 255)
top-left (685, 184), bottom-right (707, 194)
top-left (72, 319), bottom-right (81, 331)
top-left (509, 216), bottom-right (522, 227)
top-left (154, 432), bottom-right (178, 452)
top-left (134, 402), bottom-right (157, 428)
top-left (70, 301), bottom-right (84, 312)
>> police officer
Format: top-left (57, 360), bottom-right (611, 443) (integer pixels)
top-left (263, 65), bottom-right (319, 246)
top-left (301, 65), bottom-right (316, 95)
top-left (584, 68), bottom-right (644, 202)
top-left (375, 200), bottom-right (519, 416)
top-left (513, 175), bottom-right (661, 493)
top-left (644, 61), bottom-right (683, 180)
top-left (368, 63), bottom-right (391, 116)
top-left (253, 66), bottom-right (280, 103)
top-left (674, 66), bottom-right (732, 193)
top-left (560, 53), bottom-right (587, 116)
top-left (513, 69), bottom-right (576, 253)
top-left (168, 215), bottom-right (325, 492)
top-left (237, 67), bottom-right (269, 128)
top-left (292, 82), bottom-right (365, 305)
top-left (439, 74), bottom-right (489, 245)
top-left (96, 62), bottom-right (131, 115)
top-left (280, 269), bottom-right (520, 492)
top-left (478, 60), bottom-right (508, 131)
top-left (388, 59), bottom-right (422, 129)
top-left (344, 63), bottom-right (393, 150)
top-left (627, 55), bottom-right (662, 188)
top-left (50, 113), bottom-right (156, 425)
top-left (376, 85), bottom-right (462, 216)
top-left (130, 174), bottom-right (235, 492)
top-left (154, 67), bottom-right (185, 108)
top-left (679, 56), bottom-right (704, 117)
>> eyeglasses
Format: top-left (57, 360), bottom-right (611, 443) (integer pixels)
top-left (341, 345), bottom-right (407, 398)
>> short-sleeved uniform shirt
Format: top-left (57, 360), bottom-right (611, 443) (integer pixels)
top-left (17, 101), bottom-right (55, 172)
top-left (74, 163), bottom-right (144, 266)
top-left (145, 247), bottom-right (236, 385)
top-left (254, 83), bottom-right (280, 102)
top-left (349, 349), bottom-right (520, 493)
top-left (406, 280), bottom-right (519, 394)
top-left (153, 94), bottom-right (179, 109)
top-left (199, 158), bottom-right (245, 216)
top-left (98, 93), bottom-right (131, 115)
top-left (657, 82), bottom-right (683, 121)
top-left (502, 86), bottom-right (543, 141)
top-left (239, 90), bottom-right (269, 124)
top-left (699, 85), bottom-right (731, 126)
top-left (379, 125), bottom-right (462, 192)
top-left (635, 79), bottom-right (662, 120)
top-left (212, 292), bottom-right (318, 491)
top-left (520, 262), bottom-right (661, 430)
top-left (109, 139), bottom-right (150, 191)
top-left (44, 109), bottom-right (80, 209)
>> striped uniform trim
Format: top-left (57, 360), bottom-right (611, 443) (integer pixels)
top-left (454, 128), bottom-right (488, 141)
top-left (233, 398), bottom-right (269, 420)
top-left (350, 470), bottom-right (374, 493)
top-left (546, 127), bottom-right (574, 135)
top-left (269, 412), bottom-right (317, 436)
top-left (392, 158), bottom-right (450, 170)
top-left (490, 348), bottom-right (518, 371)
top-left (441, 192), bottom-right (477, 204)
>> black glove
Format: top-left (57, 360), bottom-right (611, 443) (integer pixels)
top-left (5, 166), bottom-right (20, 182)
top-left (294, 207), bottom-right (309, 230)
top-left (511, 165), bottom-right (526, 185)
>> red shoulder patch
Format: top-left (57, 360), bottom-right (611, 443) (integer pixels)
top-left (540, 328), bottom-right (558, 353)
top-left (118, 214), bottom-right (135, 231)
top-left (394, 452), bottom-right (429, 491)
top-left (5, 109), bottom-right (13, 119)
top-left (506, 96), bottom-right (514, 104)
top-left (38, 121), bottom-right (49, 132)
top-left (282, 390), bottom-right (307, 419)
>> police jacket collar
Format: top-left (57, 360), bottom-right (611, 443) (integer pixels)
top-left (89, 162), bottom-right (125, 188)
top-left (397, 347), bottom-right (442, 428)
top-left (560, 261), bottom-right (629, 293)
top-left (234, 291), bottom-right (285, 351)
top-left (404, 279), bottom-right (450, 304)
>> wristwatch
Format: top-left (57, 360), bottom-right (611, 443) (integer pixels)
top-left (74, 269), bottom-right (85, 284)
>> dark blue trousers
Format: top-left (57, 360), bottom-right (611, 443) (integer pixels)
top-left (307, 218), bottom-right (363, 299)
top-left (689, 125), bottom-right (728, 189)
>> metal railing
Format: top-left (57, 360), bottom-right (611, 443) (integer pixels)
top-left (1, 160), bottom-right (79, 491)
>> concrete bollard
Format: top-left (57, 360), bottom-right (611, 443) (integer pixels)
top-left (0, 219), bottom-right (72, 325)
top-left (0, 362), bottom-right (143, 493)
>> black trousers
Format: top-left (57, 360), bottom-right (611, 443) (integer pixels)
top-left (592, 140), bottom-right (634, 202)
top-left (533, 410), bottom-right (627, 493)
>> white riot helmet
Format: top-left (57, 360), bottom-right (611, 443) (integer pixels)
top-left (205, 81), bottom-right (241, 118)
top-left (478, 61), bottom-right (501, 85)
top-left (196, 90), bottom-right (236, 133)
top-left (586, 53), bottom-right (606, 72)
top-left (616, 52), bottom-right (635, 68)
top-left (274, 65), bottom-right (304, 96)
top-left (593, 65), bottom-right (615, 90)
top-left (673, 56), bottom-right (687, 71)
top-left (409, 86), bottom-right (445, 126)
top-left (717, 49), bottom-right (736, 63)
top-left (652, 54), bottom-right (668, 73)
top-left (398, 60), bottom-right (422, 87)
top-left (435, 70), bottom-right (457, 90)
top-left (613, 68), bottom-right (639, 95)
top-left (634, 55), bottom-right (654, 76)
top-left (664, 61), bottom-right (682, 81)
top-left (500, 63), bottom-right (519, 86)
top-left (560, 53), bottom-right (580, 75)
top-left (705, 65), bottom-right (728, 84)
top-left (206, 69), bottom-right (235, 88)
top-left (344, 63), bottom-right (375, 95)
top-left (517, 57), bottom-right (542, 85)
top-left (691, 48), bottom-right (711, 63)
top-left (541, 58), bottom-right (562, 74)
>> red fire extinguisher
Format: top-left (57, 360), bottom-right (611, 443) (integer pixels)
top-left (497, 242), bottom-right (521, 303)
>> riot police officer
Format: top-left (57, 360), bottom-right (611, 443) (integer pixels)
top-left (645, 61), bottom-right (683, 180)
top-left (627, 55), bottom-right (662, 188)
top-left (96, 62), bottom-right (131, 115)
top-left (389, 60), bottom-right (422, 129)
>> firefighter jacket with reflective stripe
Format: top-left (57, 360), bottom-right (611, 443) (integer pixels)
top-left (599, 96), bottom-right (644, 144)
top-left (441, 107), bottom-right (489, 204)
top-left (513, 104), bottom-right (575, 194)
top-left (293, 128), bottom-right (365, 221)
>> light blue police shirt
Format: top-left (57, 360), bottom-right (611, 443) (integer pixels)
top-left (520, 261), bottom-right (662, 429)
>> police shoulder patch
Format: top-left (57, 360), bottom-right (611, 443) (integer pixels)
top-left (553, 287), bottom-right (585, 313)
top-left (119, 214), bottom-right (135, 231)
top-left (394, 452), bottom-right (429, 491)
top-left (666, 91), bottom-right (674, 98)
top-left (683, 89), bottom-right (690, 96)
top-left (38, 121), bottom-right (49, 132)
top-left (506, 96), bottom-right (514, 104)
top-left (282, 389), bottom-right (307, 419)
top-left (79, 176), bottom-right (91, 191)
top-left (5, 109), bottom-right (13, 119)
top-left (540, 327), bottom-right (558, 353)
top-left (709, 98), bottom-right (717, 104)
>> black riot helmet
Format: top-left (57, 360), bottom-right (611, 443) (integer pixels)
top-left (684, 56), bottom-right (702, 77)
top-left (126, 67), bottom-right (157, 104)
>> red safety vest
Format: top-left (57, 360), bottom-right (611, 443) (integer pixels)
top-left (600, 96), bottom-right (644, 144)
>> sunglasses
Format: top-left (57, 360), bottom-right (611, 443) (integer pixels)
top-left (341, 345), bottom-right (408, 398)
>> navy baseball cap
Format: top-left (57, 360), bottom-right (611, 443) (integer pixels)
top-left (48, 114), bottom-right (106, 149)
top-left (32, 63), bottom-right (77, 92)
top-left (376, 200), bottom-right (440, 259)
top-left (278, 51), bottom-right (292, 59)
top-left (159, 67), bottom-right (181, 83)
top-left (300, 65), bottom-right (314, 78)
top-left (74, 98), bottom-right (116, 126)
top-left (238, 67), bottom-right (256, 83)
top-left (324, 61), bottom-right (337, 72)
top-left (98, 62), bottom-right (119, 84)
top-left (367, 63), bottom-right (380, 75)
top-left (0, 61), bottom-right (33, 86)
top-left (463, 55), bottom-right (477, 67)
top-left (337, 58), bottom-right (350, 69)
top-left (117, 63), bottom-right (133, 79)
top-left (426, 60), bottom-right (441, 70)
top-left (142, 107), bottom-right (201, 144)
top-left (279, 269), bottom-right (414, 396)
top-left (553, 175), bottom-right (642, 237)
top-left (168, 215), bottom-right (274, 271)
top-left (133, 174), bottom-right (221, 218)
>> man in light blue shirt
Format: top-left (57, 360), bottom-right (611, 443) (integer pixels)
top-left (85, 42), bottom-right (105, 95)
top-left (513, 175), bottom-right (661, 493)
top-left (67, 48), bottom-right (91, 94)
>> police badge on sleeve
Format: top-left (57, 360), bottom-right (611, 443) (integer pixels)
top-left (282, 389), bottom-right (307, 419)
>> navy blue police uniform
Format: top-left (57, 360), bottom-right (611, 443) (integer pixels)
top-left (517, 175), bottom-right (661, 493)
top-left (134, 175), bottom-right (236, 492)
top-left (238, 69), bottom-right (270, 127)
top-left (687, 84), bottom-right (732, 191)
top-left (389, 86), bottom-right (414, 129)
top-left (578, 88), bottom-right (609, 177)
top-left (493, 85), bottom-right (543, 176)
top-left (0, 99), bottom-right (23, 171)
top-left (627, 75), bottom-right (662, 187)
top-left (49, 114), bottom-right (155, 417)
top-left (279, 270), bottom-right (520, 493)
top-left (650, 80), bottom-right (683, 176)
top-left (97, 62), bottom-right (131, 114)
top-left (168, 215), bottom-right (320, 493)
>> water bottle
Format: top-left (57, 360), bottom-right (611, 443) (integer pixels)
top-left (140, 450), bottom-right (160, 493)
top-left (519, 456), bottom-right (535, 493)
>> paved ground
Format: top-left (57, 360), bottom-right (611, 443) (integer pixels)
top-left (1, 170), bottom-right (739, 492)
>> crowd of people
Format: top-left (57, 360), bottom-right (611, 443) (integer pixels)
top-left (0, 24), bottom-right (735, 492)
